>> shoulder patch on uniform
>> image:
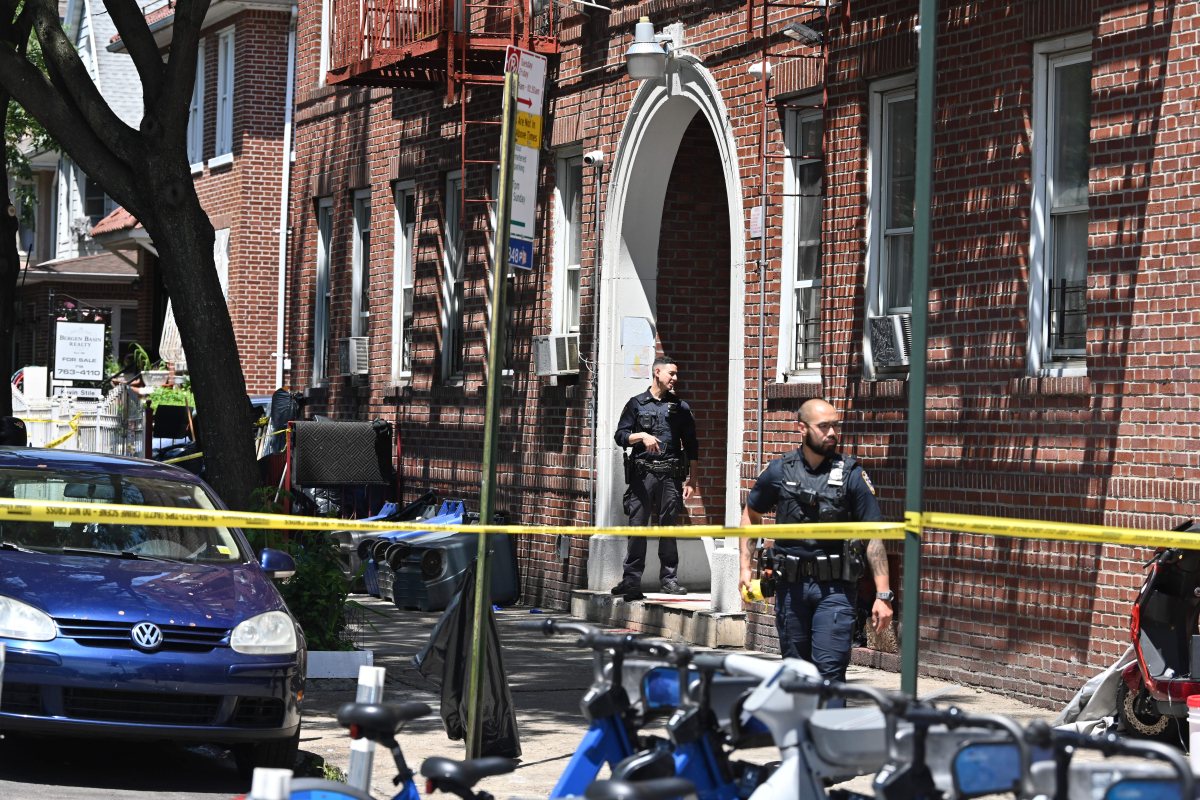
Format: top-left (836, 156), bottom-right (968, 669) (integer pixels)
top-left (861, 470), bottom-right (876, 495)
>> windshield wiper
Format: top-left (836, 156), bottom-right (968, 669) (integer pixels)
top-left (59, 547), bottom-right (182, 563)
top-left (0, 540), bottom-right (39, 553)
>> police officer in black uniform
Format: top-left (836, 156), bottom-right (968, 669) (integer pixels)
top-left (739, 398), bottom-right (893, 682)
top-left (611, 356), bottom-right (699, 601)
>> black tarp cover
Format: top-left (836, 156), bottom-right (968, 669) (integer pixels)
top-left (412, 563), bottom-right (521, 758)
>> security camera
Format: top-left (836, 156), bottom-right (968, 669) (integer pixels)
top-left (583, 150), bottom-right (605, 166)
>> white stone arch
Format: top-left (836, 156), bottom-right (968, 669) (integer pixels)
top-left (588, 54), bottom-right (746, 604)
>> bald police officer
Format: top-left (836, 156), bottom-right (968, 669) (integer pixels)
top-left (611, 356), bottom-right (698, 601)
top-left (739, 398), bottom-right (893, 683)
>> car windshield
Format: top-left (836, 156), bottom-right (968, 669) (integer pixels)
top-left (0, 467), bottom-right (246, 563)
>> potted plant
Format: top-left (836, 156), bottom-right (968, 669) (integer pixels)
top-left (131, 343), bottom-right (170, 388)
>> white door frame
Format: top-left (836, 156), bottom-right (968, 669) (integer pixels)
top-left (592, 55), bottom-right (747, 578)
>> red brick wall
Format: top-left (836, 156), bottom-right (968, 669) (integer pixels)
top-left (284, 0), bottom-right (1200, 707)
top-left (191, 10), bottom-right (291, 396)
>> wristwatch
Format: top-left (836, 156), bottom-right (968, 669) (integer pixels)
top-left (875, 590), bottom-right (895, 602)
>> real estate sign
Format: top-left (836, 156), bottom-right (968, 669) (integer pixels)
top-left (504, 46), bottom-right (547, 271)
top-left (54, 321), bottom-right (106, 381)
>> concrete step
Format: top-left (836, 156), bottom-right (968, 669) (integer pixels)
top-left (570, 589), bottom-right (746, 648)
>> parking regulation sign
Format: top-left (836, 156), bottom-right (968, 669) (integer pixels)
top-left (504, 46), bottom-right (547, 271)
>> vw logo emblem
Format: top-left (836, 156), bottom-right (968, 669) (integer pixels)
top-left (131, 621), bottom-right (163, 652)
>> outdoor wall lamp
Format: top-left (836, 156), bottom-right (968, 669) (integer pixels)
top-left (782, 21), bottom-right (823, 45)
top-left (625, 16), bottom-right (672, 81)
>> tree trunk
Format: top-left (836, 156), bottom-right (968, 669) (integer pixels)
top-left (1, 95), bottom-right (17, 418)
top-left (136, 155), bottom-right (258, 511)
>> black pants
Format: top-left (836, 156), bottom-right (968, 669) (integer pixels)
top-left (620, 469), bottom-right (682, 585)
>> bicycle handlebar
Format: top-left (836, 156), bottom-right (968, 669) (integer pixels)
top-left (517, 618), bottom-right (692, 664)
top-left (518, 618), bottom-right (600, 640)
top-left (778, 674), bottom-right (904, 715)
top-left (1025, 720), bottom-right (1195, 800)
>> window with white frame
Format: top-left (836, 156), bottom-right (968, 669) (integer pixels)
top-left (779, 106), bottom-right (823, 378)
top-left (441, 173), bottom-right (464, 381)
top-left (1030, 35), bottom-right (1091, 374)
top-left (351, 190), bottom-right (371, 339)
top-left (214, 30), bottom-right (235, 158)
top-left (553, 153), bottom-right (584, 336)
top-left (83, 175), bottom-right (115, 226)
top-left (313, 198), bottom-right (333, 385)
top-left (392, 183), bottom-right (416, 383)
top-left (186, 44), bottom-right (205, 166)
top-left (864, 76), bottom-right (916, 375)
top-left (319, 0), bottom-right (331, 86)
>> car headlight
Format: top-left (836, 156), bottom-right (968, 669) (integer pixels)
top-left (231, 610), bottom-right (298, 655)
top-left (0, 595), bottom-right (56, 641)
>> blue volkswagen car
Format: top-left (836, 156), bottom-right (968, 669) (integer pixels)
top-left (0, 447), bottom-right (306, 776)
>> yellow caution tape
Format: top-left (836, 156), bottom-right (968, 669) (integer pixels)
top-left (0, 497), bottom-right (902, 540)
top-left (0, 497), bottom-right (1190, 550)
top-left (922, 511), bottom-right (1199, 550)
top-left (44, 413), bottom-right (83, 449)
top-left (162, 451), bottom-right (205, 465)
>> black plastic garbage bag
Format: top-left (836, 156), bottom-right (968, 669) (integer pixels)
top-left (413, 563), bottom-right (521, 758)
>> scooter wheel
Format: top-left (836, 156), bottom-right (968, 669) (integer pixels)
top-left (1117, 678), bottom-right (1172, 737)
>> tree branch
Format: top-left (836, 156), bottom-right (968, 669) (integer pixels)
top-left (157, 0), bottom-right (210, 137)
top-left (0, 43), bottom-right (143, 219)
top-left (104, 0), bottom-right (166, 102)
top-left (22, 0), bottom-right (142, 163)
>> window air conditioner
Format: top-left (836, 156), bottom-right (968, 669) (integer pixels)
top-left (533, 333), bottom-right (580, 376)
top-left (869, 314), bottom-right (912, 368)
top-left (338, 336), bottom-right (369, 376)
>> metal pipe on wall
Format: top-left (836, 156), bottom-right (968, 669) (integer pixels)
top-left (275, 5), bottom-right (297, 389)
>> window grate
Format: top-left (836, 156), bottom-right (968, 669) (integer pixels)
top-left (1049, 278), bottom-right (1086, 354)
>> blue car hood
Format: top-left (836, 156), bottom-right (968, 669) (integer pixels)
top-left (0, 553), bottom-right (285, 628)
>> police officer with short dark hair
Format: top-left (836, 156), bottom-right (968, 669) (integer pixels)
top-left (611, 356), bottom-right (699, 601)
top-left (739, 398), bottom-right (893, 682)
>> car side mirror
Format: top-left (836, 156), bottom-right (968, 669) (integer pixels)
top-left (260, 547), bottom-right (296, 579)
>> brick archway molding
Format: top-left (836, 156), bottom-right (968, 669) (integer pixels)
top-left (588, 54), bottom-right (747, 612)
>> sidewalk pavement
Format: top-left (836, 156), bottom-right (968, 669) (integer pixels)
top-left (298, 595), bottom-right (1061, 799)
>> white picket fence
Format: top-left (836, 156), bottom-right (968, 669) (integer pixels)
top-left (12, 384), bottom-right (146, 456)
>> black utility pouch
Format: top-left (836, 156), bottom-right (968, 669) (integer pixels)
top-left (814, 554), bottom-right (833, 582)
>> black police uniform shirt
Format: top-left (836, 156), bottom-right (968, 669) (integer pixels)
top-left (746, 451), bottom-right (881, 559)
top-left (614, 390), bottom-right (700, 465)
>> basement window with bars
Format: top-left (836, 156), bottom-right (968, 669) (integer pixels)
top-left (779, 104), bottom-right (823, 381)
top-left (1030, 34), bottom-right (1091, 375)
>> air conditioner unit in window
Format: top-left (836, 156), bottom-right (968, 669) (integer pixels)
top-left (338, 336), bottom-right (369, 376)
top-left (533, 333), bottom-right (580, 376)
top-left (869, 314), bottom-right (912, 368)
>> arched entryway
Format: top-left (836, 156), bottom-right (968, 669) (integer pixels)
top-left (588, 55), bottom-right (746, 602)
